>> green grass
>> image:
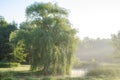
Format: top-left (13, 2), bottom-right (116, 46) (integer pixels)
top-left (86, 64), bottom-right (120, 80)
top-left (0, 65), bottom-right (30, 72)
top-left (1, 64), bottom-right (120, 80)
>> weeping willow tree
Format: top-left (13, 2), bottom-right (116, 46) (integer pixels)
top-left (10, 2), bottom-right (78, 75)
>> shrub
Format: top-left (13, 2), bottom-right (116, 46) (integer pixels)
top-left (2, 77), bottom-right (16, 80)
top-left (0, 62), bottom-right (20, 68)
top-left (0, 71), bottom-right (17, 80)
top-left (42, 76), bottom-right (55, 80)
top-left (0, 72), bottom-right (12, 78)
top-left (25, 77), bottom-right (38, 80)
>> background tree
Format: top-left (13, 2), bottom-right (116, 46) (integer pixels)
top-left (76, 37), bottom-right (114, 63)
top-left (10, 22), bottom-right (33, 63)
top-left (10, 2), bottom-right (78, 75)
top-left (0, 16), bottom-right (17, 62)
top-left (111, 31), bottom-right (120, 58)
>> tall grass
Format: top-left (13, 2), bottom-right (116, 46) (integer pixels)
top-left (86, 64), bottom-right (120, 80)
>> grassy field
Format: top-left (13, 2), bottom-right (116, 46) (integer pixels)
top-left (0, 65), bottom-right (30, 72)
top-left (1, 64), bottom-right (120, 80)
top-left (86, 64), bottom-right (120, 80)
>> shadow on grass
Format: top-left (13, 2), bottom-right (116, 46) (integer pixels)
top-left (0, 70), bottom-right (87, 80)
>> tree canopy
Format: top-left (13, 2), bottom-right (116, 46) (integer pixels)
top-left (0, 16), bottom-right (17, 62)
top-left (10, 2), bottom-right (78, 75)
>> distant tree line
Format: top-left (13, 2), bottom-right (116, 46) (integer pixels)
top-left (76, 37), bottom-right (115, 63)
top-left (111, 32), bottom-right (120, 58)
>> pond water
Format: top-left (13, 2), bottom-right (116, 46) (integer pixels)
top-left (71, 69), bottom-right (88, 77)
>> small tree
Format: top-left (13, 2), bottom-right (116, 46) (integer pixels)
top-left (10, 28), bottom-right (30, 63)
top-left (12, 40), bottom-right (27, 63)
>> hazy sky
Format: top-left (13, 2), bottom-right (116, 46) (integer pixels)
top-left (0, 0), bottom-right (120, 39)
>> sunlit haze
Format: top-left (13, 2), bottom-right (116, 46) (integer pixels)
top-left (0, 0), bottom-right (120, 39)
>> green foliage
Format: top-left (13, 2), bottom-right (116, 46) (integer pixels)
top-left (2, 77), bottom-right (16, 80)
top-left (12, 40), bottom-right (27, 63)
top-left (42, 76), bottom-right (55, 80)
top-left (0, 62), bottom-right (20, 68)
top-left (26, 2), bottom-right (78, 75)
top-left (10, 22), bottom-right (33, 63)
top-left (25, 77), bottom-right (38, 80)
top-left (0, 16), bottom-right (17, 62)
top-left (10, 2), bottom-right (78, 75)
top-left (0, 71), bottom-right (17, 80)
